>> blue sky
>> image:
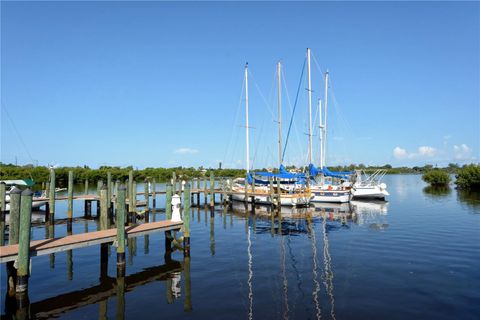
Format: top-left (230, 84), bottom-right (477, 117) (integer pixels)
top-left (1, 1), bottom-right (479, 169)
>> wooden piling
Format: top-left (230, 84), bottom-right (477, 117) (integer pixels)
top-left (116, 185), bottom-right (126, 266)
top-left (0, 182), bottom-right (5, 247)
top-left (16, 189), bottom-right (33, 293)
top-left (8, 187), bottom-right (21, 245)
top-left (49, 169), bottom-right (55, 223)
top-left (276, 179), bottom-right (281, 207)
top-left (184, 182), bottom-right (191, 256)
top-left (251, 174), bottom-right (256, 204)
top-left (165, 183), bottom-right (173, 220)
top-left (203, 177), bottom-right (207, 205)
top-left (144, 178), bottom-right (149, 212)
top-left (100, 185), bottom-right (109, 279)
top-left (67, 171), bottom-right (74, 221)
top-left (209, 172), bottom-right (215, 207)
top-left (131, 181), bottom-right (137, 222)
top-left (152, 177), bottom-right (157, 208)
top-left (107, 172), bottom-right (112, 209)
top-left (128, 170), bottom-right (133, 213)
top-left (196, 179), bottom-right (200, 205)
top-left (172, 172), bottom-right (177, 194)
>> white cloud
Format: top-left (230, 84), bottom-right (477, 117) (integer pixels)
top-left (418, 146), bottom-right (436, 157)
top-left (393, 147), bottom-right (408, 159)
top-left (453, 144), bottom-right (472, 160)
top-left (393, 145), bottom-right (436, 159)
top-left (174, 148), bottom-right (199, 155)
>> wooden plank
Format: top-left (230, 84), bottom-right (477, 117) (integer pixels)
top-left (0, 220), bottom-right (183, 263)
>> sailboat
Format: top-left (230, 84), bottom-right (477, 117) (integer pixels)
top-left (350, 169), bottom-right (389, 200)
top-left (230, 63), bottom-right (311, 207)
top-left (302, 48), bottom-right (351, 203)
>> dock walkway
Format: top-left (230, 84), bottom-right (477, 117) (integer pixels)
top-left (0, 220), bottom-right (183, 263)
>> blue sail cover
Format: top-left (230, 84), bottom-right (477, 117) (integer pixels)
top-left (247, 166), bottom-right (307, 185)
top-left (308, 164), bottom-right (353, 180)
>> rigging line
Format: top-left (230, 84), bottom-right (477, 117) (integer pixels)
top-left (223, 75), bottom-right (246, 165)
top-left (281, 66), bottom-right (305, 167)
top-left (1, 101), bottom-right (35, 164)
top-left (312, 54), bottom-right (325, 82)
top-left (249, 69), bottom-right (276, 122)
top-left (283, 57), bottom-right (306, 162)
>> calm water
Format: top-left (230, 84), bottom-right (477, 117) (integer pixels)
top-left (1, 175), bottom-right (479, 319)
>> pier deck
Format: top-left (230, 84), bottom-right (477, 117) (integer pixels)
top-left (0, 220), bottom-right (183, 263)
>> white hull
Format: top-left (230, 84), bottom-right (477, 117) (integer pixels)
top-left (310, 186), bottom-right (350, 203)
top-left (230, 191), bottom-right (311, 207)
top-left (352, 186), bottom-right (389, 200)
top-left (5, 200), bottom-right (48, 211)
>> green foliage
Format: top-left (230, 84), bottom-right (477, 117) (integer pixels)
top-left (422, 169), bottom-right (451, 186)
top-left (0, 164), bottom-right (246, 187)
top-left (455, 164), bottom-right (480, 190)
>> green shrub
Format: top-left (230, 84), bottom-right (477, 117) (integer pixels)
top-left (422, 169), bottom-right (451, 186)
top-left (455, 164), bottom-right (480, 190)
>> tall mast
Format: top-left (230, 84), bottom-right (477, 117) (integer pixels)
top-left (318, 99), bottom-right (323, 168)
top-left (323, 70), bottom-right (329, 167)
top-left (277, 61), bottom-right (282, 167)
top-left (307, 48), bottom-right (313, 164)
top-left (245, 63), bottom-right (250, 173)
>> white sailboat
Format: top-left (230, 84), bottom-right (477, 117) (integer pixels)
top-left (230, 63), bottom-right (311, 207)
top-left (305, 48), bottom-right (351, 203)
top-left (351, 170), bottom-right (389, 200)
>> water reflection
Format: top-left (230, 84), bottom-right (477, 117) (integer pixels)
top-left (423, 185), bottom-right (452, 198)
top-left (457, 189), bottom-right (480, 212)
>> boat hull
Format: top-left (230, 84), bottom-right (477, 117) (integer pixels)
top-left (311, 190), bottom-right (350, 203)
top-left (352, 186), bottom-right (389, 200)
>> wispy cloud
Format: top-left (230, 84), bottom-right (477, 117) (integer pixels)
top-left (393, 147), bottom-right (408, 159)
top-left (453, 144), bottom-right (472, 160)
top-left (174, 148), bottom-right (199, 155)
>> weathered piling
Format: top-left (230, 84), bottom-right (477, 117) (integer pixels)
top-left (276, 179), bottom-right (281, 206)
top-left (131, 181), bottom-right (137, 223)
top-left (100, 185), bottom-right (109, 278)
top-left (209, 172), bottom-right (215, 207)
top-left (196, 179), bottom-right (200, 205)
top-left (128, 170), bottom-right (133, 213)
top-left (251, 174), bottom-right (256, 204)
top-left (116, 185), bottom-right (126, 267)
top-left (107, 172), bottom-right (112, 209)
top-left (7, 187), bottom-right (21, 294)
top-left (165, 183), bottom-right (173, 220)
top-left (184, 182), bottom-right (191, 256)
top-left (16, 189), bottom-right (33, 294)
top-left (67, 171), bottom-right (74, 223)
top-left (48, 169), bottom-right (55, 223)
top-left (165, 183), bottom-right (173, 256)
top-left (269, 177), bottom-right (275, 207)
top-left (144, 178), bottom-right (149, 212)
top-left (84, 179), bottom-right (88, 195)
top-left (203, 177), bottom-right (207, 205)
top-left (152, 177), bottom-right (157, 208)
top-left (172, 172), bottom-right (177, 194)
top-left (0, 182), bottom-right (6, 246)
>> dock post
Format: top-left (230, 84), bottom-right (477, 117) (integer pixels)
top-left (276, 179), bottom-right (281, 207)
top-left (16, 189), bottom-right (33, 295)
top-left (0, 182), bottom-right (6, 247)
top-left (131, 181), bottom-right (137, 223)
top-left (203, 177), bottom-right (207, 205)
top-left (144, 178), bottom-right (149, 212)
top-left (244, 173), bottom-right (248, 204)
top-left (269, 177), bottom-right (275, 207)
top-left (116, 185), bottom-right (126, 268)
top-left (7, 187), bottom-right (21, 294)
top-left (165, 183), bottom-right (173, 256)
top-left (84, 179), bottom-right (89, 194)
top-left (184, 182), bottom-right (191, 257)
top-left (209, 172), bottom-right (215, 207)
top-left (67, 170), bottom-right (74, 227)
top-left (100, 185), bottom-right (109, 279)
top-left (172, 172), bottom-right (177, 194)
top-left (196, 179), bottom-right (200, 205)
top-left (251, 174), bottom-right (256, 205)
top-left (107, 172), bottom-right (112, 210)
top-left (152, 177), bottom-right (157, 209)
top-left (48, 168), bottom-right (55, 223)
top-left (96, 180), bottom-right (103, 215)
top-left (128, 170), bottom-right (133, 213)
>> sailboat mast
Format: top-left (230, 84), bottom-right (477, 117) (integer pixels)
top-left (245, 63), bottom-right (250, 173)
top-left (323, 70), bottom-right (329, 167)
top-left (318, 99), bottom-right (323, 168)
top-left (307, 48), bottom-right (313, 164)
top-left (277, 61), bottom-right (282, 167)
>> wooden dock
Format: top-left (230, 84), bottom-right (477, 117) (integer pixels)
top-left (0, 220), bottom-right (183, 263)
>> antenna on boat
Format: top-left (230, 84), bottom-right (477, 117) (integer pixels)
top-left (245, 62), bottom-right (250, 174)
top-left (277, 61), bottom-right (283, 167)
top-left (307, 48), bottom-right (313, 165)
